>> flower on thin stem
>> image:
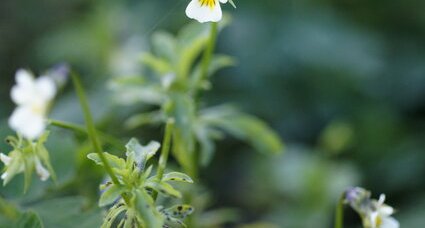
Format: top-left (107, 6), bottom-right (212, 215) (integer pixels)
top-left (9, 69), bottom-right (57, 140)
top-left (186, 0), bottom-right (233, 23)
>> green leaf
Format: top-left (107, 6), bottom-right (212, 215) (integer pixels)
top-left (102, 203), bottom-right (126, 228)
top-left (16, 211), bottom-right (44, 228)
top-left (190, 54), bottom-right (236, 90)
top-left (162, 172), bottom-right (193, 183)
top-left (151, 31), bottom-right (177, 63)
top-left (167, 93), bottom-right (196, 174)
top-left (202, 106), bottom-right (284, 155)
top-left (162, 205), bottom-right (194, 219)
top-left (141, 52), bottom-right (172, 75)
top-left (109, 76), bottom-right (164, 105)
top-left (134, 189), bottom-right (163, 228)
top-left (125, 138), bottom-right (160, 170)
top-left (99, 184), bottom-right (124, 207)
top-left (124, 111), bottom-right (165, 130)
top-left (145, 181), bottom-right (182, 198)
top-left (194, 124), bottom-right (217, 166)
top-left (87, 152), bottom-right (125, 169)
top-left (177, 22), bottom-right (210, 79)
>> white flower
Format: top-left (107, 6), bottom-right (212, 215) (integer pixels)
top-left (366, 194), bottom-right (399, 228)
top-left (186, 0), bottom-right (228, 23)
top-left (9, 69), bottom-right (56, 140)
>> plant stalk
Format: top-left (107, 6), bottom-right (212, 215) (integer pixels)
top-left (71, 72), bottom-right (130, 204)
top-left (153, 119), bottom-right (174, 201)
top-left (334, 194), bottom-right (345, 228)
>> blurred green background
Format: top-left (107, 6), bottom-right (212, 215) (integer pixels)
top-left (1, 0), bottom-right (425, 227)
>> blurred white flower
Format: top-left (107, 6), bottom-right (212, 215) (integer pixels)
top-left (186, 0), bottom-right (228, 23)
top-left (365, 194), bottom-right (399, 228)
top-left (344, 187), bottom-right (399, 228)
top-left (9, 69), bottom-right (56, 140)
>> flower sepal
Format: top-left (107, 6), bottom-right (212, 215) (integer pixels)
top-left (1, 132), bottom-right (55, 192)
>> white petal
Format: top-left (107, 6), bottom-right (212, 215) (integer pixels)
top-left (35, 158), bottom-right (50, 181)
top-left (9, 106), bottom-right (46, 140)
top-left (35, 76), bottom-right (56, 101)
top-left (378, 194), bottom-right (386, 205)
top-left (11, 70), bottom-right (36, 106)
top-left (380, 216), bottom-right (399, 228)
top-left (1, 172), bottom-right (8, 180)
top-left (0, 153), bottom-right (11, 166)
top-left (219, 0), bottom-right (227, 3)
top-left (379, 204), bottom-right (394, 216)
top-left (186, 0), bottom-right (222, 23)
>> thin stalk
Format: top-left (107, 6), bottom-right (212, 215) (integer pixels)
top-left (334, 194), bottom-right (345, 228)
top-left (152, 119), bottom-right (174, 201)
top-left (194, 22), bottom-right (218, 97)
top-left (71, 72), bottom-right (130, 204)
top-left (48, 119), bottom-right (124, 151)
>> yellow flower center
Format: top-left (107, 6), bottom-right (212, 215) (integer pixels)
top-left (376, 216), bottom-right (382, 226)
top-left (199, 0), bottom-right (216, 8)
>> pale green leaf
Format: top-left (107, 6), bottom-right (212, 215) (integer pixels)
top-left (134, 189), bottom-right (163, 228)
top-left (99, 185), bottom-right (123, 207)
top-left (162, 172), bottom-right (193, 183)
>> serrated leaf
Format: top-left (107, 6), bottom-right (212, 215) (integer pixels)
top-left (145, 181), bottom-right (182, 198)
top-left (87, 152), bottom-right (125, 169)
top-left (16, 211), bottom-right (43, 228)
top-left (134, 189), bottom-right (163, 228)
top-left (162, 172), bottom-right (193, 183)
top-left (99, 185), bottom-right (124, 207)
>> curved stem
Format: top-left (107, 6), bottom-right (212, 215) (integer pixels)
top-left (334, 194), bottom-right (345, 228)
top-left (71, 72), bottom-right (130, 205)
top-left (152, 119), bottom-right (174, 201)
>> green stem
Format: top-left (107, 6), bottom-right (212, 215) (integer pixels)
top-left (194, 22), bottom-right (218, 96)
top-left (334, 194), bottom-right (345, 228)
top-left (156, 119), bottom-right (175, 179)
top-left (48, 119), bottom-right (124, 151)
top-left (71, 72), bottom-right (130, 204)
top-left (152, 119), bottom-right (174, 201)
